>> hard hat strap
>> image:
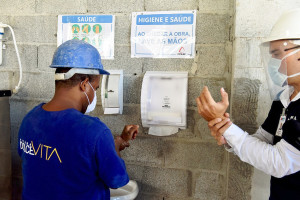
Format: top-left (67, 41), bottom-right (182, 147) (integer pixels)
top-left (55, 68), bottom-right (99, 80)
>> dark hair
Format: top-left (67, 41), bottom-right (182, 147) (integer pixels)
top-left (55, 68), bottom-right (98, 88)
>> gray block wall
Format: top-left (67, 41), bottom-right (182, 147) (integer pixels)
top-left (0, 0), bottom-right (261, 199)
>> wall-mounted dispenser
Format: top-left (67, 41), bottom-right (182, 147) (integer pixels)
top-left (0, 22), bottom-right (22, 93)
top-left (101, 70), bottom-right (123, 114)
top-left (141, 71), bottom-right (188, 136)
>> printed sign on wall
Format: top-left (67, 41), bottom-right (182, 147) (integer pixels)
top-left (131, 10), bottom-right (196, 58)
top-left (58, 15), bottom-right (115, 59)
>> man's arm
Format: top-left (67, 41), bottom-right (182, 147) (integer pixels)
top-left (208, 118), bottom-right (300, 178)
top-left (225, 124), bottom-right (300, 177)
top-left (251, 126), bottom-right (274, 144)
top-left (209, 117), bottom-right (274, 146)
top-left (96, 129), bottom-right (129, 189)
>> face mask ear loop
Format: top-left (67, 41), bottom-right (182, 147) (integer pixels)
top-left (288, 72), bottom-right (300, 78)
top-left (87, 82), bottom-right (96, 103)
top-left (83, 92), bottom-right (91, 105)
top-left (283, 49), bottom-right (300, 78)
top-left (81, 81), bottom-right (91, 105)
top-left (282, 48), bottom-right (300, 60)
top-left (88, 81), bottom-right (95, 92)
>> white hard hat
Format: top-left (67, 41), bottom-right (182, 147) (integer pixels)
top-left (262, 8), bottom-right (300, 44)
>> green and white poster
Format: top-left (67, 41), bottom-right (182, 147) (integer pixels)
top-left (58, 15), bottom-right (115, 59)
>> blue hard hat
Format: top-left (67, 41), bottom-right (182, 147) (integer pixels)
top-left (50, 39), bottom-right (109, 75)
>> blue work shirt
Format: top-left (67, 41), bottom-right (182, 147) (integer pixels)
top-left (18, 103), bottom-right (129, 200)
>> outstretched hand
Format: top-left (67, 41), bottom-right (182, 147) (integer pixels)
top-left (196, 86), bottom-right (229, 121)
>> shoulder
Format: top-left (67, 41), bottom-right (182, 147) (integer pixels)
top-left (27, 103), bottom-right (44, 114)
top-left (21, 103), bottom-right (45, 123)
top-left (266, 100), bottom-right (283, 116)
top-left (81, 115), bottom-right (109, 131)
top-left (270, 100), bottom-right (283, 109)
top-left (264, 100), bottom-right (283, 118)
top-left (291, 98), bottom-right (300, 107)
top-left (79, 115), bottom-right (113, 139)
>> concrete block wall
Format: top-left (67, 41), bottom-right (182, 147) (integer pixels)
top-left (0, 0), bottom-right (259, 199)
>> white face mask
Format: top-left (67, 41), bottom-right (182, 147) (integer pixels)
top-left (268, 48), bottom-right (300, 86)
top-left (83, 82), bottom-right (97, 114)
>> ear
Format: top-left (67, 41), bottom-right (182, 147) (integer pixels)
top-left (79, 78), bottom-right (89, 91)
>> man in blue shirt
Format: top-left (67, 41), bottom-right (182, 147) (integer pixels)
top-left (18, 40), bottom-right (138, 200)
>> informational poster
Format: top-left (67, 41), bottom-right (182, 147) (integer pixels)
top-left (58, 15), bottom-right (115, 59)
top-left (131, 10), bottom-right (196, 58)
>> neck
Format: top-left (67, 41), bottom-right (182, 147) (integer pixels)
top-left (43, 87), bottom-right (83, 112)
top-left (290, 85), bottom-right (300, 100)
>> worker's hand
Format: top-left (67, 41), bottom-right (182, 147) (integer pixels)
top-left (208, 113), bottom-right (232, 145)
top-left (114, 125), bottom-right (139, 156)
top-left (196, 86), bottom-right (229, 121)
top-left (121, 125), bottom-right (139, 142)
top-left (114, 136), bottom-right (130, 151)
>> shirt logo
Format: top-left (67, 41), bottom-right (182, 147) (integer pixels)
top-left (19, 139), bottom-right (62, 163)
top-left (287, 116), bottom-right (297, 121)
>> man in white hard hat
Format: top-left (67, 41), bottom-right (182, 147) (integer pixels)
top-left (196, 9), bottom-right (300, 199)
top-left (18, 40), bottom-right (138, 200)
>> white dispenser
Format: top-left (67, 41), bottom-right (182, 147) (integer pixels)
top-left (101, 70), bottom-right (123, 114)
top-left (141, 71), bottom-right (188, 136)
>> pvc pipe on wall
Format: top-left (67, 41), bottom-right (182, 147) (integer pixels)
top-left (0, 27), bottom-right (3, 65)
top-left (0, 23), bottom-right (23, 93)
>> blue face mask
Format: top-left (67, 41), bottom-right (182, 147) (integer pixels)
top-left (268, 58), bottom-right (286, 87)
top-left (268, 48), bottom-right (300, 87)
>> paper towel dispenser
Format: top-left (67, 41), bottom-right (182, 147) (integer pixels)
top-left (101, 70), bottom-right (123, 114)
top-left (141, 71), bottom-right (188, 132)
